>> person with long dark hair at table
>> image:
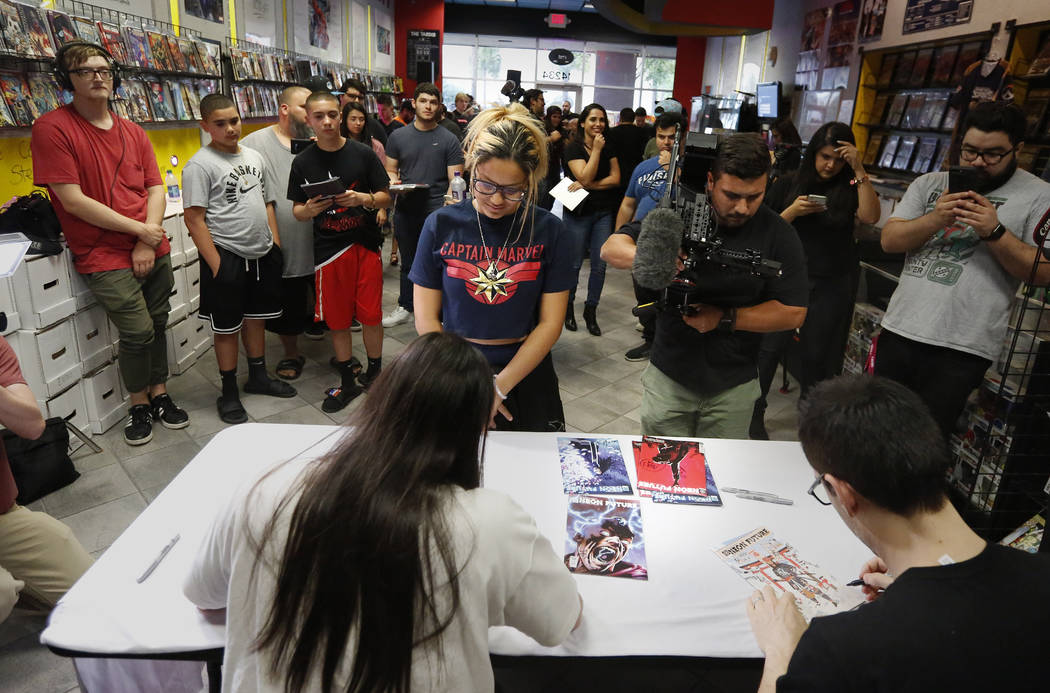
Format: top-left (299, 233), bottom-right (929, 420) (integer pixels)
top-left (411, 103), bottom-right (575, 432)
top-left (751, 121), bottom-right (880, 438)
top-left (562, 103), bottom-right (621, 336)
top-left (184, 331), bottom-right (583, 692)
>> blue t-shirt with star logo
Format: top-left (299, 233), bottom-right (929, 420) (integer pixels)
top-left (409, 199), bottom-right (576, 340)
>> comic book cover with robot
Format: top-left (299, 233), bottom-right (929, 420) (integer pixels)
top-left (564, 495), bottom-right (647, 580)
top-left (557, 437), bottom-right (632, 495)
top-left (714, 526), bottom-right (862, 620)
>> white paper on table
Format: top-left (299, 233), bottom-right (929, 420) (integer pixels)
top-left (550, 177), bottom-right (589, 212)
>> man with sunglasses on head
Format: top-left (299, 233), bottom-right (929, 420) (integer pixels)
top-left (31, 42), bottom-right (188, 446)
top-left (748, 374), bottom-right (1050, 693)
top-left (876, 102), bottom-right (1050, 440)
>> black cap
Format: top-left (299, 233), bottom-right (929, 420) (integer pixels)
top-left (399, 98), bottom-right (413, 110)
top-left (302, 74), bottom-right (336, 93)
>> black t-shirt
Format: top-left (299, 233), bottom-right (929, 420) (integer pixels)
top-left (563, 139), bottom-right (620, 215)
top-left (621, 205), bottom-right (808, 394)
top-left (366, 117), bottom-right (387, 146)
top-left (546, 126), bottom-right (566, 183)
top-left (287, 139), bottom-right (389, 264)
top-left (779, 544), bottom-right (1050, 693)
top-left (608, 124), bottom-right (648, 189)
top-left (765, 173), bottom-right (859, 278)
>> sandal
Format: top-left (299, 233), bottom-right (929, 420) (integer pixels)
top-left (322, 384), bottom-right (363, 413)
top-left (216, 396), bottom-right (248, 424)
top-left (329, 356), bottom-right (362, 376)
top-left (275, 355), bottom-right (306, 381)
top-left (243, 377), bottom-right (297, 398)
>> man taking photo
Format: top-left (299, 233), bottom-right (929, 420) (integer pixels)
top-left (875, 102), bottom-right (1050, 438)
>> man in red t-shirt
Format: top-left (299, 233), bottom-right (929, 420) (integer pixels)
top-left (31, 42), bottom-right (189, 446)
top-left (0, 337), bottom-right (93, 623)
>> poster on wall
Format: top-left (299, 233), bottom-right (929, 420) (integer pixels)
top-left (184, 0), bottom-right (223, 24)
top-left (797, 8), bottom-right (828, 92)
top-left (858, 0), bottom-right (886, 43)
top-left (308, 0), bottom-right (330, 49)
top-left (351, 1), bottom-right (367, 67)
top-left (823, 1), bottom-right (857, 91)
top-left (828, 0), bottom-right (858, 47)
top-left (801, 8), bottom-right (828, 52)
top-left (407, 29), bottom-right (440, 82)
top-left (903, 0), bottom-right (973, 35)
top-left (376, 25), bottom-right (390, 55)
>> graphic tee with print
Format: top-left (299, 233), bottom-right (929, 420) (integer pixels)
top-left (881, 168), bottom-right (1050, 361)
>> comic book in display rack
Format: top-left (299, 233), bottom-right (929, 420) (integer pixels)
top-left (96, 22), bottom-right (128, 65)
top-left (72, 16), bottom-right (100, 44)
top-left (195, 40), bottom-right (221, 75)
top-left (165, 35), bottom-right (188, 72)
top-left (146, 31), bottom-right (175, 72)
top-left (46, 9), bottom-right (78, 47)
top-left (0, 72), bottom-right (37, 126)
top-left (0, 1), bottom-right (31, 56)
top-left (17, 2), bottom-right (56, 58)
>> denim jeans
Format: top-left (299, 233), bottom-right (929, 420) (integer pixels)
top-left (562, 209), bottom-right (613, 306)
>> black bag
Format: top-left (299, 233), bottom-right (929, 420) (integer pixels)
top-left (0, 190), bottom-right (63, 256)
top-left (2, 417), bottom-right (79, 505)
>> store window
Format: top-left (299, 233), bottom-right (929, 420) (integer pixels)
top-left (443, 34), bottom-right (675, 115)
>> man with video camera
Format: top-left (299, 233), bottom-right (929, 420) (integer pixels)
top-left (876, 102), bottom-right (1050, 439)
top-left (603, 134), bottom-right (808, 439)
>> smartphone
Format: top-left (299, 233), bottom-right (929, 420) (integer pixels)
top-left (290, 138), bottom-right (312, 154)
top-left (808, 194), bottom-right (828, 206)
top-left (948, 166), bottom-right (979, 194)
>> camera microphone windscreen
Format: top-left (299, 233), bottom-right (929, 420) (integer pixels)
top-left (500, 80), bottom-right (516, 96)
top-left (633, 207), bottom-right (684, 291)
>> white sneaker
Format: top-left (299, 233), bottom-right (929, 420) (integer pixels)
top-left (382, 305), bottom-right (413, 327)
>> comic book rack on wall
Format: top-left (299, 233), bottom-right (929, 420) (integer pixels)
top-left (1009, 22), bottom-right (1050, 182)
top-left (948, 262), bottom-right (1050, 552)
top-left (225, 36), bottom-right (403, 120)
top-left (853, 34), bottom-right (992, 182)
top-left (0, 0), bottom-right (222, 129)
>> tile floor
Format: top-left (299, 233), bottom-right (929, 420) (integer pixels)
top-left (0, 241), bottom-right (802, 692)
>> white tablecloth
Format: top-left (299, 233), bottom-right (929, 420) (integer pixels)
top-left (42, 424), bottom-right (871, 661)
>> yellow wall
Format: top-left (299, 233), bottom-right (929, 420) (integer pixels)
top-left (0, 118), bottom-right (277, 203)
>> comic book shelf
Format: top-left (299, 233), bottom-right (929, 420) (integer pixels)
top-left (1008, 21), bottom-right (1050, 181)
top-left (0, 0), bottom-right (223, 130)
top-left (851, 31), bottom-right (994, 186)
top-left (224, 36), bottom-right (403, 122)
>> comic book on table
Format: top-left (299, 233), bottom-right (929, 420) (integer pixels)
top-left (713, 526), bottom-right (863, 621)
top-left (18, 2), bottom-right (56, 58)
top-left (564, 495), bottom-right (648, 580)
top-left (631, 436), bottom-right (722, 506)
top-left (96, 22), bottom-right (128, 65)
top-left (556, 437), bottom-right (633, 495)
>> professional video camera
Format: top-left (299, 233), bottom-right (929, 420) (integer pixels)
top-left (500, 69), bottom-right (525, 104)
top-left (632, 125), bottom-right (782, 316)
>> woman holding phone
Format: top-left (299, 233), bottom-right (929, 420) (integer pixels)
top-left (751, 121), bottom-right (881, 438)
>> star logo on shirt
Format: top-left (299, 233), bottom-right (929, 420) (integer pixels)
top-left (445, 257), bottom-right (542, 305)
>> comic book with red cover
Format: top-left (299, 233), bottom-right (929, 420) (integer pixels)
top-left (632, 436), bottom-right (722, 506)
top-left (96, 22), bottom-right (127, 65)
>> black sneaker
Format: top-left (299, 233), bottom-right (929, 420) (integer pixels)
top-left (350, 319), bottom-right (362, 332)
top-left (624, 342), bottom-right (651, 362)
top-left (304, 323), bottom-right (325, 340)
top-left (123, 404), bottom-right (154, 446)
top-left (150, 393), bottom-right (190, 430)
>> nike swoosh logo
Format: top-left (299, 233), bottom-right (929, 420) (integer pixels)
top-left (239, 182), bottom-right (259, 193)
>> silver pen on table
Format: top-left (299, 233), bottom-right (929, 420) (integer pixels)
top-left (735, 493), bottom-right (794, 506)
top-left (723, 486), bottom-right (781, 498)
top-left (137, 534), bottom-right (180, 584)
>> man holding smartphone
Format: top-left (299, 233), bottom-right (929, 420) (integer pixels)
top-left (877, 102), bottom-right (1050, 439)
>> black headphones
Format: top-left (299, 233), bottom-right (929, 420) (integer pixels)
top-left (55, 41), bottom-right (121, 91)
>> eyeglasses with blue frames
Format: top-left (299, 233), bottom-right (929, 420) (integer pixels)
top-left (807, 474), bottom-right (832, 506)
top-left (472, 177), bottom-right (527, 202)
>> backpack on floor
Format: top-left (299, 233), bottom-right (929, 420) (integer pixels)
top-left (2, 417), bottom-right (79, 505)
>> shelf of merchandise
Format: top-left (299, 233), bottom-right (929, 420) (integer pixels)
top-left (852, 31), bottom-right (993, 183)
top-left (1006, 21), bottom-right (1050, 180)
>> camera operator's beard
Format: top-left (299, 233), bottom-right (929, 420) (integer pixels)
top-left (291, 117), bottom-right (314, 140)
top-left (973, 158), bottom-right (1018, 194)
